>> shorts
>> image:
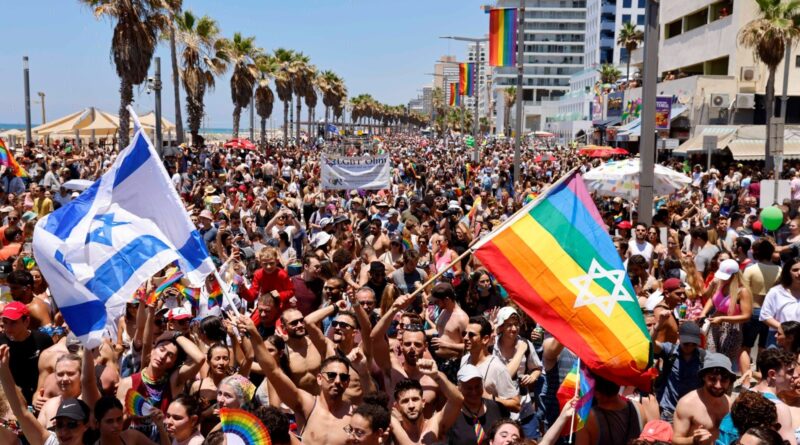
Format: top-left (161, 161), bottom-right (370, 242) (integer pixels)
top-left (742, 307), bottom-right (768, 349)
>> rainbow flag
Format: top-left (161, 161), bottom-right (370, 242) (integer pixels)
top-left (467, 196), bottom-right (481, 223)
top-left (557, 360), bottom-right (594, 433)
top-left (489, 8), bottom-right (518, 67)
top-left (459, 63), bottom-right (475, 97)
top-left (207, 282), bottom-right (223, 310)
top-left (147, 269), bottom-right (183, 305)
top-left (449, 83), bottom-right (457, 106)
top-left (0, 138), bottom-right (27, 178)
top-left (472, 172), bottom-right (653, 389)
top-left (175, 282), bottom-right (199, 309)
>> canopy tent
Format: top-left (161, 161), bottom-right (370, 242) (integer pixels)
top-left (139, 112), bottom-right (176, 133)
top-left (32, 107), bottom-right (164, 139)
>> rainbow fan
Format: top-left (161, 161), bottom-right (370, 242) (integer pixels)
top-left (220, 408), bottom-right (272, 445)
top-left (125, 389), bottom-right (154, 416)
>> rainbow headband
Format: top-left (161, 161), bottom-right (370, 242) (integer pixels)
top-left (220, 408), bottom-right (272, 445)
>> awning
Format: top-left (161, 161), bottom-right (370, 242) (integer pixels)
top-left (615, 106), bottom-right (688, 141)
top-left (674, 126), bottom-right (739, 155)
top-left (727, 140), bottom-right (800, 160)
top-left (593, 117), bottom-right (622, 127)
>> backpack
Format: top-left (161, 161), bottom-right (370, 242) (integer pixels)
top-left (654, 346), bottom-right (706, 395)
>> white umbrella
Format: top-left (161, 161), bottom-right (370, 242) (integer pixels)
top-left (582, 158), bottom-right (690, 200)
top-left (62, 179), bottom-right (94, 191)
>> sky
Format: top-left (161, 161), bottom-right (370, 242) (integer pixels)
top-left (0, 1), bottom-right (488, 129)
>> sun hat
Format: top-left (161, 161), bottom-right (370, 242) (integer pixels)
top-left (714, 259), bottom-right (740, 280)
top-left (312, 232), bottom-right (332, 248)
top-left (698, 352), bottom-right (736, 379)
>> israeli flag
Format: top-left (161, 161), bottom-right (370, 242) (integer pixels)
top-left (33, 108), bottom-right (214, 348)
top-left (326, 124), bottom-right (338, 134)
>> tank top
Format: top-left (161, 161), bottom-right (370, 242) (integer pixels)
top-left (712, 288), bottom-right (741, 316)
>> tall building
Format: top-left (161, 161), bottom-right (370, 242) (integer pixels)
top-left (614, 0), bottom-right (646, 66)
top-left (467, 40), bottom-right (491, 120)
top-left (492, 0), bottom-right (587, 132)
top-left (434, 55), bottom-right (460, 106)
top-left (422, 86), bottom-right (433, 118)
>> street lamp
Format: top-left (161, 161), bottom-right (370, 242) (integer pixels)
top-left (23, 57), bottom-right (32, 144)
top-left (440, 36), bottom-right (489, 147)
top-left (36, 92), bottom-right (46, 124)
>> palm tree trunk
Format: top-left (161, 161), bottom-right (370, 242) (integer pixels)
top-left (169, 25), bottom-right (184, 144)
top-left (324, 106), bottom-right (329, 140)
top-left (283, 100), bottom-right (289, 146)
top-left (308, 107), bottom-right (313, 140)
top-left (765, 67), bottom-right (776, 174)
top-left (119, 78), bottom-right (133, 148)
top-left (626, 55), bottom-right (632, 85)
top-left (295, 97), bottom-right (302, 144)
top-left (233, 105), bottom-right (241, 138)
top-left (260, 118), bottom-right (266, 153)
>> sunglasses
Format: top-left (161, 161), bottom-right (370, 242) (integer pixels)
top-left (331, 320), bottom-right (354, 330)
top-left (55, 420), bottom-right (81, 430)
top-left (322, 371), bottom-right (350, 382)
top-left (287, 318), bottom-right (305, 327)
top-left (463, 332), bottom-right (480, 339)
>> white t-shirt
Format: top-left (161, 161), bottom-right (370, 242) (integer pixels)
top-left (460, 354), bottom-right (517, 399)
top-left (628, 240), bottom-right (654, 262)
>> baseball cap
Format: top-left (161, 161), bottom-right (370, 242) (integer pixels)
top-left (679, 321), bottom-right (702, 345)
top-left (662, 278), bottom-right (683, 293)
top-left (638, 420), bottom-right (672, 442)
top-left (496, 306), bottom-right (519, 327)
top-left (714, 259), bottom-right (740, 280)
top-left (199, 209), bottom-right (213, 220)
top-left (752, 221), bottom-right (764, 235)
top-left (1, 301), bottom-right (29, 320)
top-left (54, 398), bottom-right (90, 422)
top-left (617, 221), bottom-right (632, 230)
top-left (169, 307), bottom-right (192, 321)
top-left (698, 352), bottom-right (736, 379)
top-left (369, 261), bottom-right (386, 273)
top-left (457, 364), bottom-right (483, 383)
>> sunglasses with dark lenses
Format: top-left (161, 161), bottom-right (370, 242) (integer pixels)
top-left (55, 420), bottom-right (81, 430)
top-left (331, 320), bottom-right (354, 329)
top-left (322, 371), bottom-right (350, 382)
top-left (287, 318), bottom-right (305, 327)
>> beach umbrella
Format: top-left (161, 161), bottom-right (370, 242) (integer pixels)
top-left (533, 131), bottom-right (555, 138)
top-left (223, 138), bottom-right (257, 150)
top-left (610, 147), bottom-right (629, 156)
top-left (583, 158), bottom-right (691, 200)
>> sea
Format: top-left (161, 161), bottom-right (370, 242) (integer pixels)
top-left (0, 123), bottom-right (241, 134)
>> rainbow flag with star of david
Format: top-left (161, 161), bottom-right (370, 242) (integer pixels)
top-left (472, 171), bottom-right (653, 389)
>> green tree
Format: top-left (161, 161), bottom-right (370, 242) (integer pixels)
top-left (220, 33), bottom-right (261, 138)
top-left (617, 22), bottom-right (644, 83)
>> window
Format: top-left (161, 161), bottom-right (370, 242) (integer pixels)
top-left (638, 0), bottom-right (645, 6)
top-left (796, 55), bottom-right (800, 68)
top-left (623, 0), bottom-right (632, 7)
top-left (637, 15), bottom-right (645, 25)
top-left (622, 14), bottom-right (631, 24)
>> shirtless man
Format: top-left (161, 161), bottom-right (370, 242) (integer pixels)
top-left (33, 334), bottom-right (74, 411)
top-left (371, 294), bottom-right (440, 417)
top-left (426, 282), bottom-right (468, 381)
top-left (365, 219), bottom-right (391, 257)
top-left (344, 246), bottom-right (394, 289)
top-left (36, 350), bottom-right (92, 428)
top-left (244, 316), bottom-right (352, 445)
top-left (672, 353), bottom-right (735, 445)
top-left (8, 270), bottom-right (50, 329)
top-left (390, 360), bottom-right (463, 445)
top-left (281, 308), bottom-right (325, 395)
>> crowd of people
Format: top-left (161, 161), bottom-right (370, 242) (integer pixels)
top-left (0, 132), bottom-right (799, 445)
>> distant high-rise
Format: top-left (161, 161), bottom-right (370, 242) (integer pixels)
top-left (492, 0), bottom-right (587, 132)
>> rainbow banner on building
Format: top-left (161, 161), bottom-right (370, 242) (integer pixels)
top-left (449, 83), bottom-right (457, 106)
top-left (489, 8), bottom-right (518, 67)
top-left (472, 172), bottom-right (653, 389)
top-left (556, 360), bottom-right (594, 433)
top-left (0, 138), bottom-right (28, 178)
top-left (459, 63), bottom-right (475, 97)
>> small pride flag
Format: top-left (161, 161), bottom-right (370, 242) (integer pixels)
top-left (207, 281), bottom-right (223, 310)
top-left (147, 269), bottom-right (184, 305)
top-left (0, 138), bottom-right (27, 178)
top-left (556, 360), bottom-right (594, 433)
top-left (489, 8), bottom-right (518, 67)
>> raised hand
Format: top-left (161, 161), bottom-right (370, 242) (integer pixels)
top-left (417, 359), bottom-right (439, 377)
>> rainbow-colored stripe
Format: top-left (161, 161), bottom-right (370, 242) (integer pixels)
top-left (473, 172), bottom-right (652, 389)
top-left (489, 8), bottom-right (518, 67)
top-left (125, 389), bottom-right (153, 416)
top-left (0, 138), bottom-right (28, 178)
top-left (459, 63), bottom-right (475, 97)
top-left (556, 360), bottom-right (594, 432)
top-left (207, 282), bottom-right (223, 310)
top-left (220, 408), bottom-right (272, 445)
top-left (175, 282), bottom-right (199, 309)
top-left (449, 83), bottom-right (457, 107)
top-left (147, 269), bottom-right (184, 305)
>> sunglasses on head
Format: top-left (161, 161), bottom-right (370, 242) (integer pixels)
top-left (331, 320), bottom-right (354, 329)
top-left (322, 371), bottom-right (350, 382)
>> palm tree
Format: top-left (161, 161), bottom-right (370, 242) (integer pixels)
top-left (80, 0), bottom-right (168, 147)
top-left (598, 64), bottom-right (622, 84)
top-left (617, 22), bottom-right (644, 83)
top-left (318, 70), bottom-right (342, 139)
top-left (290, 53), bottom-right (314, 144)
top-left (739, 0), bottom-right (800, 172)
top-left (272, 48), bottom-right (296, 146)
top-left (305, 72), bottom-right (319, 139)
top-left (503, 87), bottom-right (516, 137)
top-left (163, 0), bottom-right (185, 144)
top-left (220, 33), bottom-right (260, 138)
top-left (174, 10), bottom-right (227, 145)
top-left (254, 54), bottom-right (278, 151)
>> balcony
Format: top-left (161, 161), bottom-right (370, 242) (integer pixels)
top-left (602, 2), bottom-right (616, 14)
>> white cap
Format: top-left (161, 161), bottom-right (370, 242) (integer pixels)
top-left (714, 259), bottom-right (740, 281)
top-left (457, 364), bottom-right (483, 382)
top-left (312, 231), bottom-right (332, 248)
top-left (169, 307), bottom-right (192, 320)
top-left (496, 306), bottom-right (519, 327)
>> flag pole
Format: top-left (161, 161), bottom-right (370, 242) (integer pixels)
top-left (406, 167), bottom-right (580, 299)
top-left (568, 358), bottom-right (581, 444)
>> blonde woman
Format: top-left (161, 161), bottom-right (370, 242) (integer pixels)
top-left (699, 258), bottom-right (753, 380)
